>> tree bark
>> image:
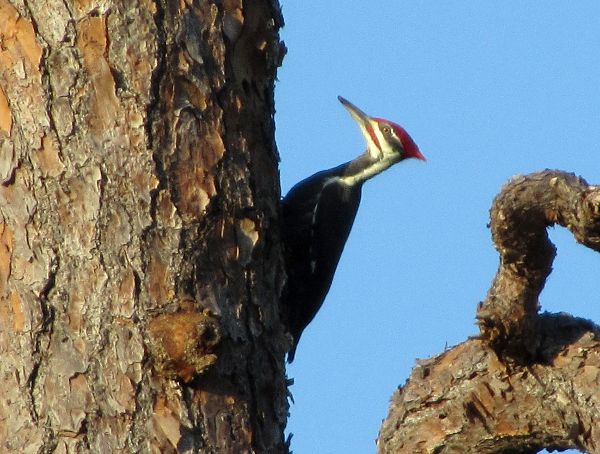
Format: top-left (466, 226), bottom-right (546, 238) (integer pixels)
top-left (0, 0), bottom-right (287, 452)
top-left (378, 170), bottom-right (600, 454)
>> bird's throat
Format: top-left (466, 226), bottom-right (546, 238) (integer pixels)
top-left (339, 153), bottom-right (400, 186)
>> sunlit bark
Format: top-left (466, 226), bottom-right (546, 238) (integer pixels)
top-left (0, 0), bottom-right (287, 451)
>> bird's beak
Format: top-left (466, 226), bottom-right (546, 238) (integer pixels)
top-left (338, 96), bottom-right (371, 126)
top-left (338, 96), bottom-right (382, 153)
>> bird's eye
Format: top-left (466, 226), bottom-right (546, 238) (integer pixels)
top-left (382, 126), bottom-right (391, 134)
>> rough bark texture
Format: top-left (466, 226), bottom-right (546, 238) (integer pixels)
top-left (0, 0), bottom-right (287, 452)
top-left (379, 170), bottom-right (600, 454)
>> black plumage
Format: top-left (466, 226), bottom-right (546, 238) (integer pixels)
top-left (282, 163), bottom-right (362, 362)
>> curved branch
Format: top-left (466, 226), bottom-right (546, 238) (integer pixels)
top-left (478, 170), bottom-right (600, 359)
top-left (378, 171), bottom-right (600, 453)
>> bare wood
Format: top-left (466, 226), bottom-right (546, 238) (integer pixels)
top-left (379, 171), bottom-right (600, 453)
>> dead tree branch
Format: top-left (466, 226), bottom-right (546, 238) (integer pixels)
top-left (378, 170), bottom-right (600, 454)
top-left (479, 170), bottom-right (600, 359)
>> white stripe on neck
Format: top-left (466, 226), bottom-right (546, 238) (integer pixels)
top-left (339, 155), bottom-right (399, 186)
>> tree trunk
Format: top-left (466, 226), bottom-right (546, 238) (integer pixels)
top-left (0, 0), bottom-right (287, 452)
top-left (378, 171), bottom-right (600, 454)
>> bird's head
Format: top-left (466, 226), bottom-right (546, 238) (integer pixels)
top-left (338, 96), bottom-right (426, 163)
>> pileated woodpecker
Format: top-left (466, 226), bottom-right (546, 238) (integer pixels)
top-left (281, 96), bottom-right (425, 362)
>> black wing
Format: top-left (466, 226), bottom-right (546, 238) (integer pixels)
top-left (281, 166), bottom-right (362, 361)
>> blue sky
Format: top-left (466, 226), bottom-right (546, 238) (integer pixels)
top-left (275, 2), bottom-right (600, 453)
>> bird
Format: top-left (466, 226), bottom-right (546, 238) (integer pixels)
top-left (281, 96), bottom-right (425, 362)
